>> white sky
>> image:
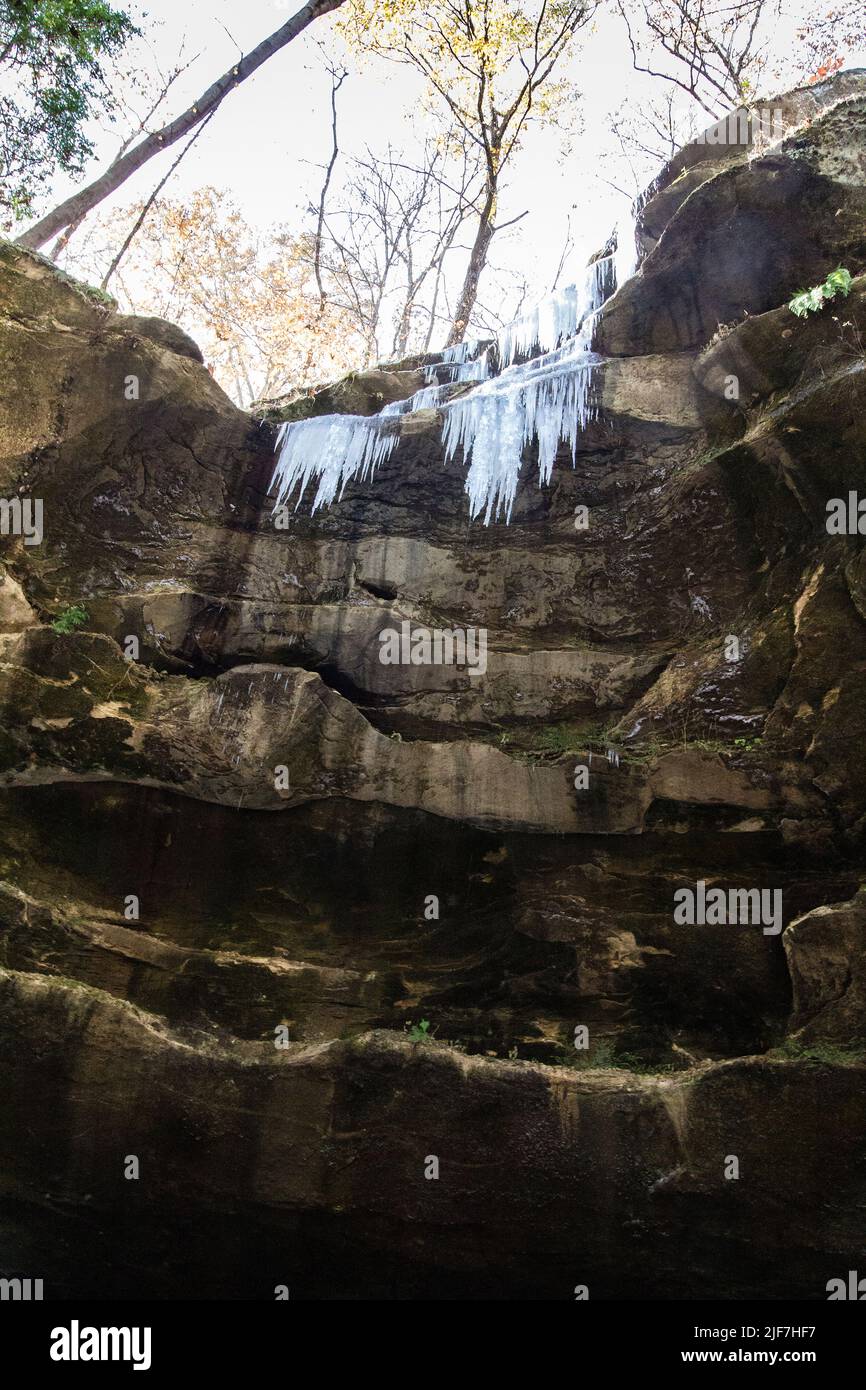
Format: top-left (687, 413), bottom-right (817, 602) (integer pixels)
top-left (31, 0), bottom-right (866, 339)
top-left (35, 2), bottom-right (675, 292)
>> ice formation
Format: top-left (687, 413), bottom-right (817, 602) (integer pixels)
top-left (426, 343), bottom-right (491, 385)
top-left (271, 223), bottom-right (637, 523)
top-left (441, 332), bottom-right (601, 523)
top-left (271, 414), bottom-right (399, 515)
top-left (380, 384), bottom-right (446, 416)
top-left (454, 349), bottom-right (491, 384)
top-left (496, 255), bottom-right (614, 367)
top-left (441, 257), bottom-right (613, 521)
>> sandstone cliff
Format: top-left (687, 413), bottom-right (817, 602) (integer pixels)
top-left (1, 74), bottom-right (866, 1299)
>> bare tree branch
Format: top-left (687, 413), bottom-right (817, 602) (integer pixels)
top-left (16, 0), bottom-right (348, 251)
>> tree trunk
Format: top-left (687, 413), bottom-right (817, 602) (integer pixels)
top-left (446, 186), bottom-right (497, 346)
top-left (394, 296), bottom-right (414, 358)
top-left (15, 0), bottom-right (346, 252)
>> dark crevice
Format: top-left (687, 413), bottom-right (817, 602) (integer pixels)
top-left (356, 577), bottom-right (400, 601)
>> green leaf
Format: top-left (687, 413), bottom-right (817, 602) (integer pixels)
top-left (51, 603), bottom-right (89, 634)
top-left (825, 267), bottom-right (853, 297)
top-left (788, 268), bottom-right (853, 318)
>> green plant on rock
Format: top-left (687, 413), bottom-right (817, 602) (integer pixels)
top-left (533, 718), bottom-right (618, 757)
top-left (51, 604), bottom-right (88, 634)
top-left (535, 723), bottom-right (582, 754)
top-left (571, 1037), bottom-right (619, 1068)
top-left (406, 1018), bottom-right (433, 1043)
top-left (788, 267), bottom-right (852, 318)
top-left (82, 282), bottom-right (116, 307)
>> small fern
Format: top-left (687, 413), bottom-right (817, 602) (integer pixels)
top-left (51, 604), bottom-right (88, 634)
top-left (788, 267), bottom-right (852, 318)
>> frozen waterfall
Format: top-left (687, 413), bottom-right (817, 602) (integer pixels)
top-left (442, 330), bottom-right (601, 523)
top-left (270, 225), bottom-right (636, 523)
top-left (271, 414), bottom-right (399, 515)
top-left (441, 255), bottom-right (614, 521)
top-left (426, 343), bottom-right (492, 385)
top-left (496, 255), bottom-right (614, 368)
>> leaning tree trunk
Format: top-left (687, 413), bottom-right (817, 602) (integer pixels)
top-left (446, 187), bottom-right (497, 346)
top-left (15, 0), bottom-right (346, 252)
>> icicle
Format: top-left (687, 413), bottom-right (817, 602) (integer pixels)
top-left (270, 414), bottom-right (398, 514)
top-left (452, 348), bottom-right (490, 383)
top-left (613, 211), bottom-right (639, 289)
top-left (496, 257), bottom-right (613, 368)
top-left (442, 341), bottom-right (477, 364)
top-left (497, 285), bottom-right (575, 367)
top-left (270, 230), bottom-right (630, 525)
top-left (425, 340), bottom-right (490, 385)
top-left (379, 384), bottom-right (447, 417)
top-left (441, 338), bottom-right (600, 523)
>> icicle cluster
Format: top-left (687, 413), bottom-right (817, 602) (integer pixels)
top-left (271, 414), bottom-right (398, 514)
top-left (495, 257), bottom-right (614, 368)
top-left (270, 220), bottom-right (637, 523)
top-left (496, 285), bottom-right (578, 369)
top-left (442, 308), bottom-right (604, 523)
top-left (454, 349), bottom-right (491, 383)
top-left (380, 384), bottom-right (446, 417)
top-left (425, 343), bottom-right (491, 385)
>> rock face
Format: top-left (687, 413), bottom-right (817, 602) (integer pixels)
top-left (784, 892), bottom-right (866, 1043)
top-left (1, 73), bottom-right (866, 1300)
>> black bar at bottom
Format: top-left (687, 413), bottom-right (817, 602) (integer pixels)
top-left (2, 1298), bottom-right (862, 1374)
